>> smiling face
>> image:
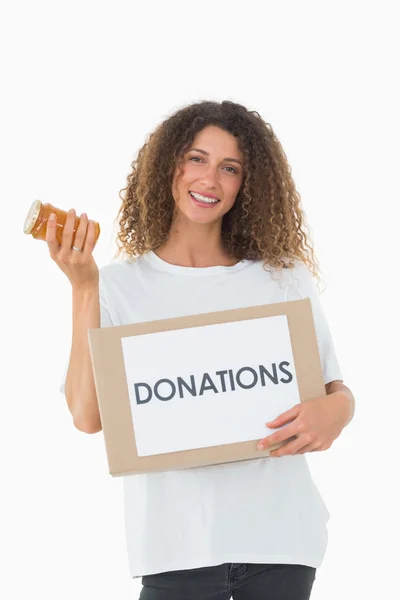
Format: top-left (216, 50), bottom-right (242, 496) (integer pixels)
top-left (171, 125), bottom-right (244, 227)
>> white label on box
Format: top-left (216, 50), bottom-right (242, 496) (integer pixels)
top-left (121, 315), bottom-right (299, 457)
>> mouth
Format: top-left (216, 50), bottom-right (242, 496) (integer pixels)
top-left (189, 191), bottom-right (220, 206)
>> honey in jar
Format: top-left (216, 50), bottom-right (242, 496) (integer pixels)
top-left (23, 200), bottom-right (100, 248)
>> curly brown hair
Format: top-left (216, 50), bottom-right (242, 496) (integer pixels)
top-left (115, 100), bottom-right (321, 282)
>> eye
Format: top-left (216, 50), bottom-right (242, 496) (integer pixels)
top-left (188, 156), bottom-right (238, 174)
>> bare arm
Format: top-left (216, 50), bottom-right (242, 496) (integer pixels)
top-left (46, 208), bottom-right (102, 434)
top-left (325, 380), bottom-right (355, 427)
top-left (65, 286), bottom-right (102, 434)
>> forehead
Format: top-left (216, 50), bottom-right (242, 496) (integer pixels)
top-left (191, 125), bottom-right (242, 159)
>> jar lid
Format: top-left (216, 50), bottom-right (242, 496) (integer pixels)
top-left (23, 200), bottom-right (42, 234)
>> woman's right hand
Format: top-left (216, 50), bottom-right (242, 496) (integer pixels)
top-left (46, 208), bottom-right (100, 291)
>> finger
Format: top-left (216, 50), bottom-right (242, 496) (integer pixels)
top-left (269, 435), bottom-right (309, 458)
top-left (82, 220), bottom-right (97, 257)
top-left (296, 441), bottom-right (322, 455)
top-left (265, 404), bottom-right (301, 429)
top-left (257, 421), bottom-right (299, 450)
top-left (46, 213), bottom-right (60, 258)
top-left (72, 213), bottom-right (88, 252)
top-left (61, 208), bottom-right (78, 251)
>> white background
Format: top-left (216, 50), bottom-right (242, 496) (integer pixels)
top-left (1, 1), bottom-right (399, 598)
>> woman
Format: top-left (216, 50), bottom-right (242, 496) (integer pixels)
top-left (54, 100), bottom-right (355, 599)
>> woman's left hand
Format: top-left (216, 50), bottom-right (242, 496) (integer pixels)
top-left (257, 391), bottom-right (351, 457)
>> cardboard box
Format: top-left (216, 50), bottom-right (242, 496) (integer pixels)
top-left (88, 298), bottom-right (325, 476)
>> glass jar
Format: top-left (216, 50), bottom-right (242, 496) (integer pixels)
top-left (23, 200), bottom-right (101, 248)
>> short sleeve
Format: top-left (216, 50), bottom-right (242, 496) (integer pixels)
top-left (59, 275), bottom-right (113, 395)
top-left (98, 271), bottom-right (114, 328)
top-left (286, 261), bottom-right (343, 385)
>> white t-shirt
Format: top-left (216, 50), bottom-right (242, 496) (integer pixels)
top-left (61, 251), bottom-right (343, 578)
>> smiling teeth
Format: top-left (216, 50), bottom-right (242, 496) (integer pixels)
top-left (190, 192), bottom-right (219, 204)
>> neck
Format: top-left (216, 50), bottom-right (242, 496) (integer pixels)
top-left (155, 215), bottom-right (237, 268)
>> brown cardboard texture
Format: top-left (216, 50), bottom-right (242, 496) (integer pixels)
top-left (88, 298), bottom-right (326, 476)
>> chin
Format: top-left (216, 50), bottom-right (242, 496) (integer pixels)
top-left (182, 208), bottom-right (224, 226)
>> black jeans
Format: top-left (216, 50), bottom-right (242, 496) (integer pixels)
top-left (139, 562), bottom-right (316, 599)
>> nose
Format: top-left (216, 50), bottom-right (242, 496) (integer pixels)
top-left (199, 163), bottom-right (219, 188)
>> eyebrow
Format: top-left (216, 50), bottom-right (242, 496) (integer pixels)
top-left (188, 147), bottom-right (243, 166)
